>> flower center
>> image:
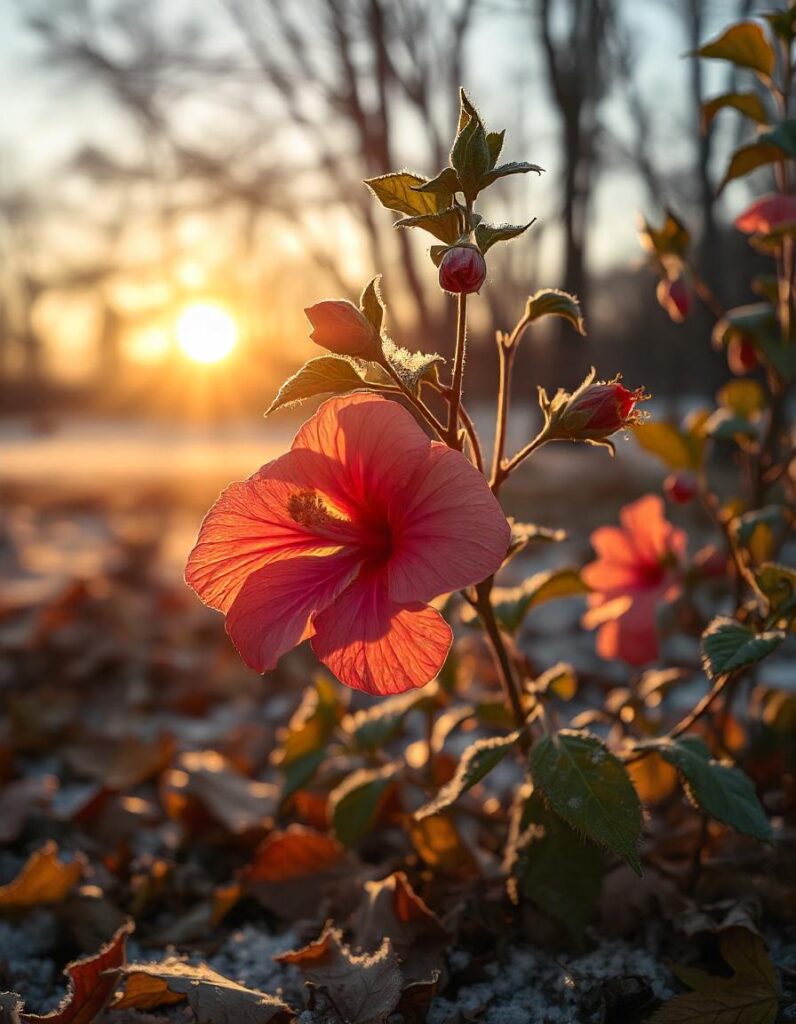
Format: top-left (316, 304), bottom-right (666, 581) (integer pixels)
top-left (288, 489), bottom-right (344, 530)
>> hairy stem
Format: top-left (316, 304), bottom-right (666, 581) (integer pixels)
top-left (475, 580), bottom-right (529, 747)
top-left (378, 356), bottom-right (447, 440)
top-left (447, 292), bottom-right (468, 448)
top-left (490, 334), bottom-right (516, 492)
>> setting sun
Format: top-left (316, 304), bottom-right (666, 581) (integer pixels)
top-left (176, 303), bottom-right (238, 364)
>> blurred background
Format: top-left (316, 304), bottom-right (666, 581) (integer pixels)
top-left (0, 0), bottom-right (777, 580)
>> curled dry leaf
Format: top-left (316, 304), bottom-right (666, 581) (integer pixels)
top-left (0, 842), bottom-right (84, 910)
top-left (114, 960), bottom-right (294, 1024)
top-left (19, 920), bottom-right (132, 1024)
top-left (161, 750), bottom-right (278, 835)
top-left (350, 872), bottom-right (448, 984)
top-left (65, 733), bottom-right (175, 791)
top-left (276, 924), bottom-right (403, 1024)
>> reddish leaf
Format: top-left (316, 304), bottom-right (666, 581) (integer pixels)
top-left (0, 843), bottom-right (84, 910)
top-left (20, 921), bottom-right (132, 1024)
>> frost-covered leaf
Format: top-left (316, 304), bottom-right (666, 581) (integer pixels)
top-left (635, 737), bottom-right (771, 841)
top-left (395, 207), bottom-right (463, 244)
top-left (486, 129), bottom-right (505, 167)
top-left (633, 420), bottom-right (704, 471)
top-left (350, 871), bottom-right (447, 985)
top-left (364, 172), bottom-right (442, 217)
top-left (359, 275), bottom-right (384, 334)
top-left (507, 789), bottom-right (604, 938)
top-left (649, 928), bottom-right (778, 1024)
top-left (450, 89), bottom-right (491, 201)
top-left (701, 617), bottom-right (785, 680)
top-left (529, 730), bottom-right (642, 874)
top-left (696, 22), bottom-right (776, 77)
top-left (0, 842), bottom-right (83, 910)
top-left (330, 763), bottom-right (398, 846)
top-left (276, 924), bottom-right (402, 1024)
top-left (381, 337), bottom-right (444, 392)
top-left (115, 960), bottom-right (293, 1023)
top-left (487, 568), bottom-right (589, 634)
top-left (701, 92), bottom-right (768, 131)
top-left (21, 922), bottom-right (132, 1024)
top-left (524, 289), bottom-right (585, 335)
top-left (475, 221), bottom-right (533, 253)
top-left (415, 731), bottom-right (520, 820)
top-left (480, 160), bottom-right (545, 188)
top-left (532, 662), bottom-right (577, 701)
top-left (264, 356), bottom-right (368, 416)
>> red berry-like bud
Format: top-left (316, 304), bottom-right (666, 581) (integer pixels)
top-left (656, 275), bottom-right (691, 323)
top-left (727, 335), bottom-right (758, 375)
top-left (304, 299), bottom-right (378, 356)
top-left (693, 544), bottom-right (728, 579)
top-left (439, 246), bottom-right (487, 294)
top-left (664, 471), bottom-right (697, 504)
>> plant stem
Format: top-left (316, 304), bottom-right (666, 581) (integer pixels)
top-left (378, 356), bottom-right (447, 440)
top-left (474, 580), bottom-right (529, 748)
top-left (457, 403), bottom-right (485, 473)
top-left (447, 292), bottom-right (468, 448)
top-left (498, 428), bottom-right (551, 483)
top-left (490, 333), bottom-right (516, 492)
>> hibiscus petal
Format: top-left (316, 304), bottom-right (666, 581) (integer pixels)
top-left (311, 573), bottom-right (452, 695)
top-left (594, 589), bottom-right (663, 666)
top-left (186, 451), bottom-right (359, 613)
top-left (290, 394), bottom-right (430, 516)
top-left (619, 494), bottom-right (686, 566)
top-left (226, 550), bottom-right (363, 673)
top-left (387, 443), bottom-right (510, 604)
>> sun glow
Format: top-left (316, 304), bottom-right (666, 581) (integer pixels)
top-left (176, 303), bottom-right (238, 364)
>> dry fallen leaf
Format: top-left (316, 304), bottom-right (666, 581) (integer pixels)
top-left (65, 733), bottom-right (175, 790)
top-left (649, 927), bottom-right (779, 1024)
top-left (0, 842), bottom-right (84, 910)
top-left (19, 921), bottom-right (132, 1024)
top-left (0, 992), bottom-right (23, 1024)
top-left (114, 960), bottom-right (294, 1024)
top-left (161, 750), bottom-right (278, 835)
top-left (276, 923), bottom-right (403, 1024)
top-left (350, 872), bottom-right (448, 984)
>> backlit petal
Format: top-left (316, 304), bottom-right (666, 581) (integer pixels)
top-left (226, 549), bottom-right (362, 673)
top-left (311, 573), bottom-right (452, 695)
top-left (388, 443), bottom-right (510, 604)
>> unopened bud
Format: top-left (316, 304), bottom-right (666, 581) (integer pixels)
top-left (664, 471), bottom-right (697, 505)
top-left (305, 300), bottom-right (379, 356)
top-left (656, 275), bottom-right (691, 323)
top-left (439, 245), bottom-right (487, 295)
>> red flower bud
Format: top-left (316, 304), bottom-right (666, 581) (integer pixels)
top-left (693, 544), bottom-right (728, 579)
top-left (727, 335), bottom-right (758, 375)
top-left (304, 300), bottom-right (378, 356)
top-left (439, 246), bottom-right (487, 294)
top-left (656, 275), bottom-right (691, 323)
top-left (735, 193), bottom-right (796, 235)
top-left (548, 376), bottom-right (647, 445)
top-left (663, 471), bottom-right (697, 505)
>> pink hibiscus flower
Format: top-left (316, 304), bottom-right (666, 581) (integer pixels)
top-left (581, 494), bottom-right (686, 666)
top-left (186, 393), bottom-right (510, 694)
top-left (735, 193), bottom-right (796, 235)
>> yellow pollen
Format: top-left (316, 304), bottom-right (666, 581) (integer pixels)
top-left (288, 489), bottom-right (339, 528)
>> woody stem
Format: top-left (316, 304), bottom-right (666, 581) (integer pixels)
top-left (377, 357), bottom-right (447, 440)
top-left (447, 292), bottom-right (468, 448)
top-left (474, 580), bottom-right (529, 748)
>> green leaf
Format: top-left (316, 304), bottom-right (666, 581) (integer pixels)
top-left (411, 167), bottom-right (459, 206)
top-left (329, 764), bottom-right (397, 846)
top-left (695, 22), bottom-right (776, 78)
top-left (265, 356), bottom-right (368, 416)
top-left (504, 521), bottom-right (567, 564)
top-left (364, 172), bottom-right (442, 217)
top-left (488, 568), bottom-right (590, 635)
top-left (486, 129), bottom-right (505, 168)
top-left (718, 142), bottom-right (784, 193)
top-left (632, 420), bottom-right (704, 471)
top-left (701, 616), bottom-right (786, 680)
top-left (278, 675), bottom-right (343, 799)
top-left (758, 118), bottom-right (796, 156)
top-left (508, 789), bottom-right (604, 938)
top-left (282, 749), bottom-right (326, 802)
top-left (732, 505), bottom-right (789, 564)
top-left (533, 662), bottom-right (577, 701)
top-left (450, 89), bottom-right (491, 201)
top-left (415, 732), bottom-right (520, 820)
top-left (635, 737), bottom-right (771, 841)
top-left (480, 160), bottom-right (545, 189)
top-left (380, 337), bottom-right (444, 393)
top-left (343, 688), bottom-right (436, 752)
top-left (359, 275), bottom-right (384, 334)
top-left (702, 408), bottom-right (758, 442)
top-left (475, 221), bottom-right (534, 253)
top-left (524, 289), bottom-right (585, 335)
top-left (754, 562), bottom-right (796, 619)
top-left (529, 730), bottom-right (643, 874)
top-left (395, 207), bottom-right (463, 244)
top-left (649, 929), bottom-right (778, 1024)
top-left (701, 92), bottom-right (769, 132)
